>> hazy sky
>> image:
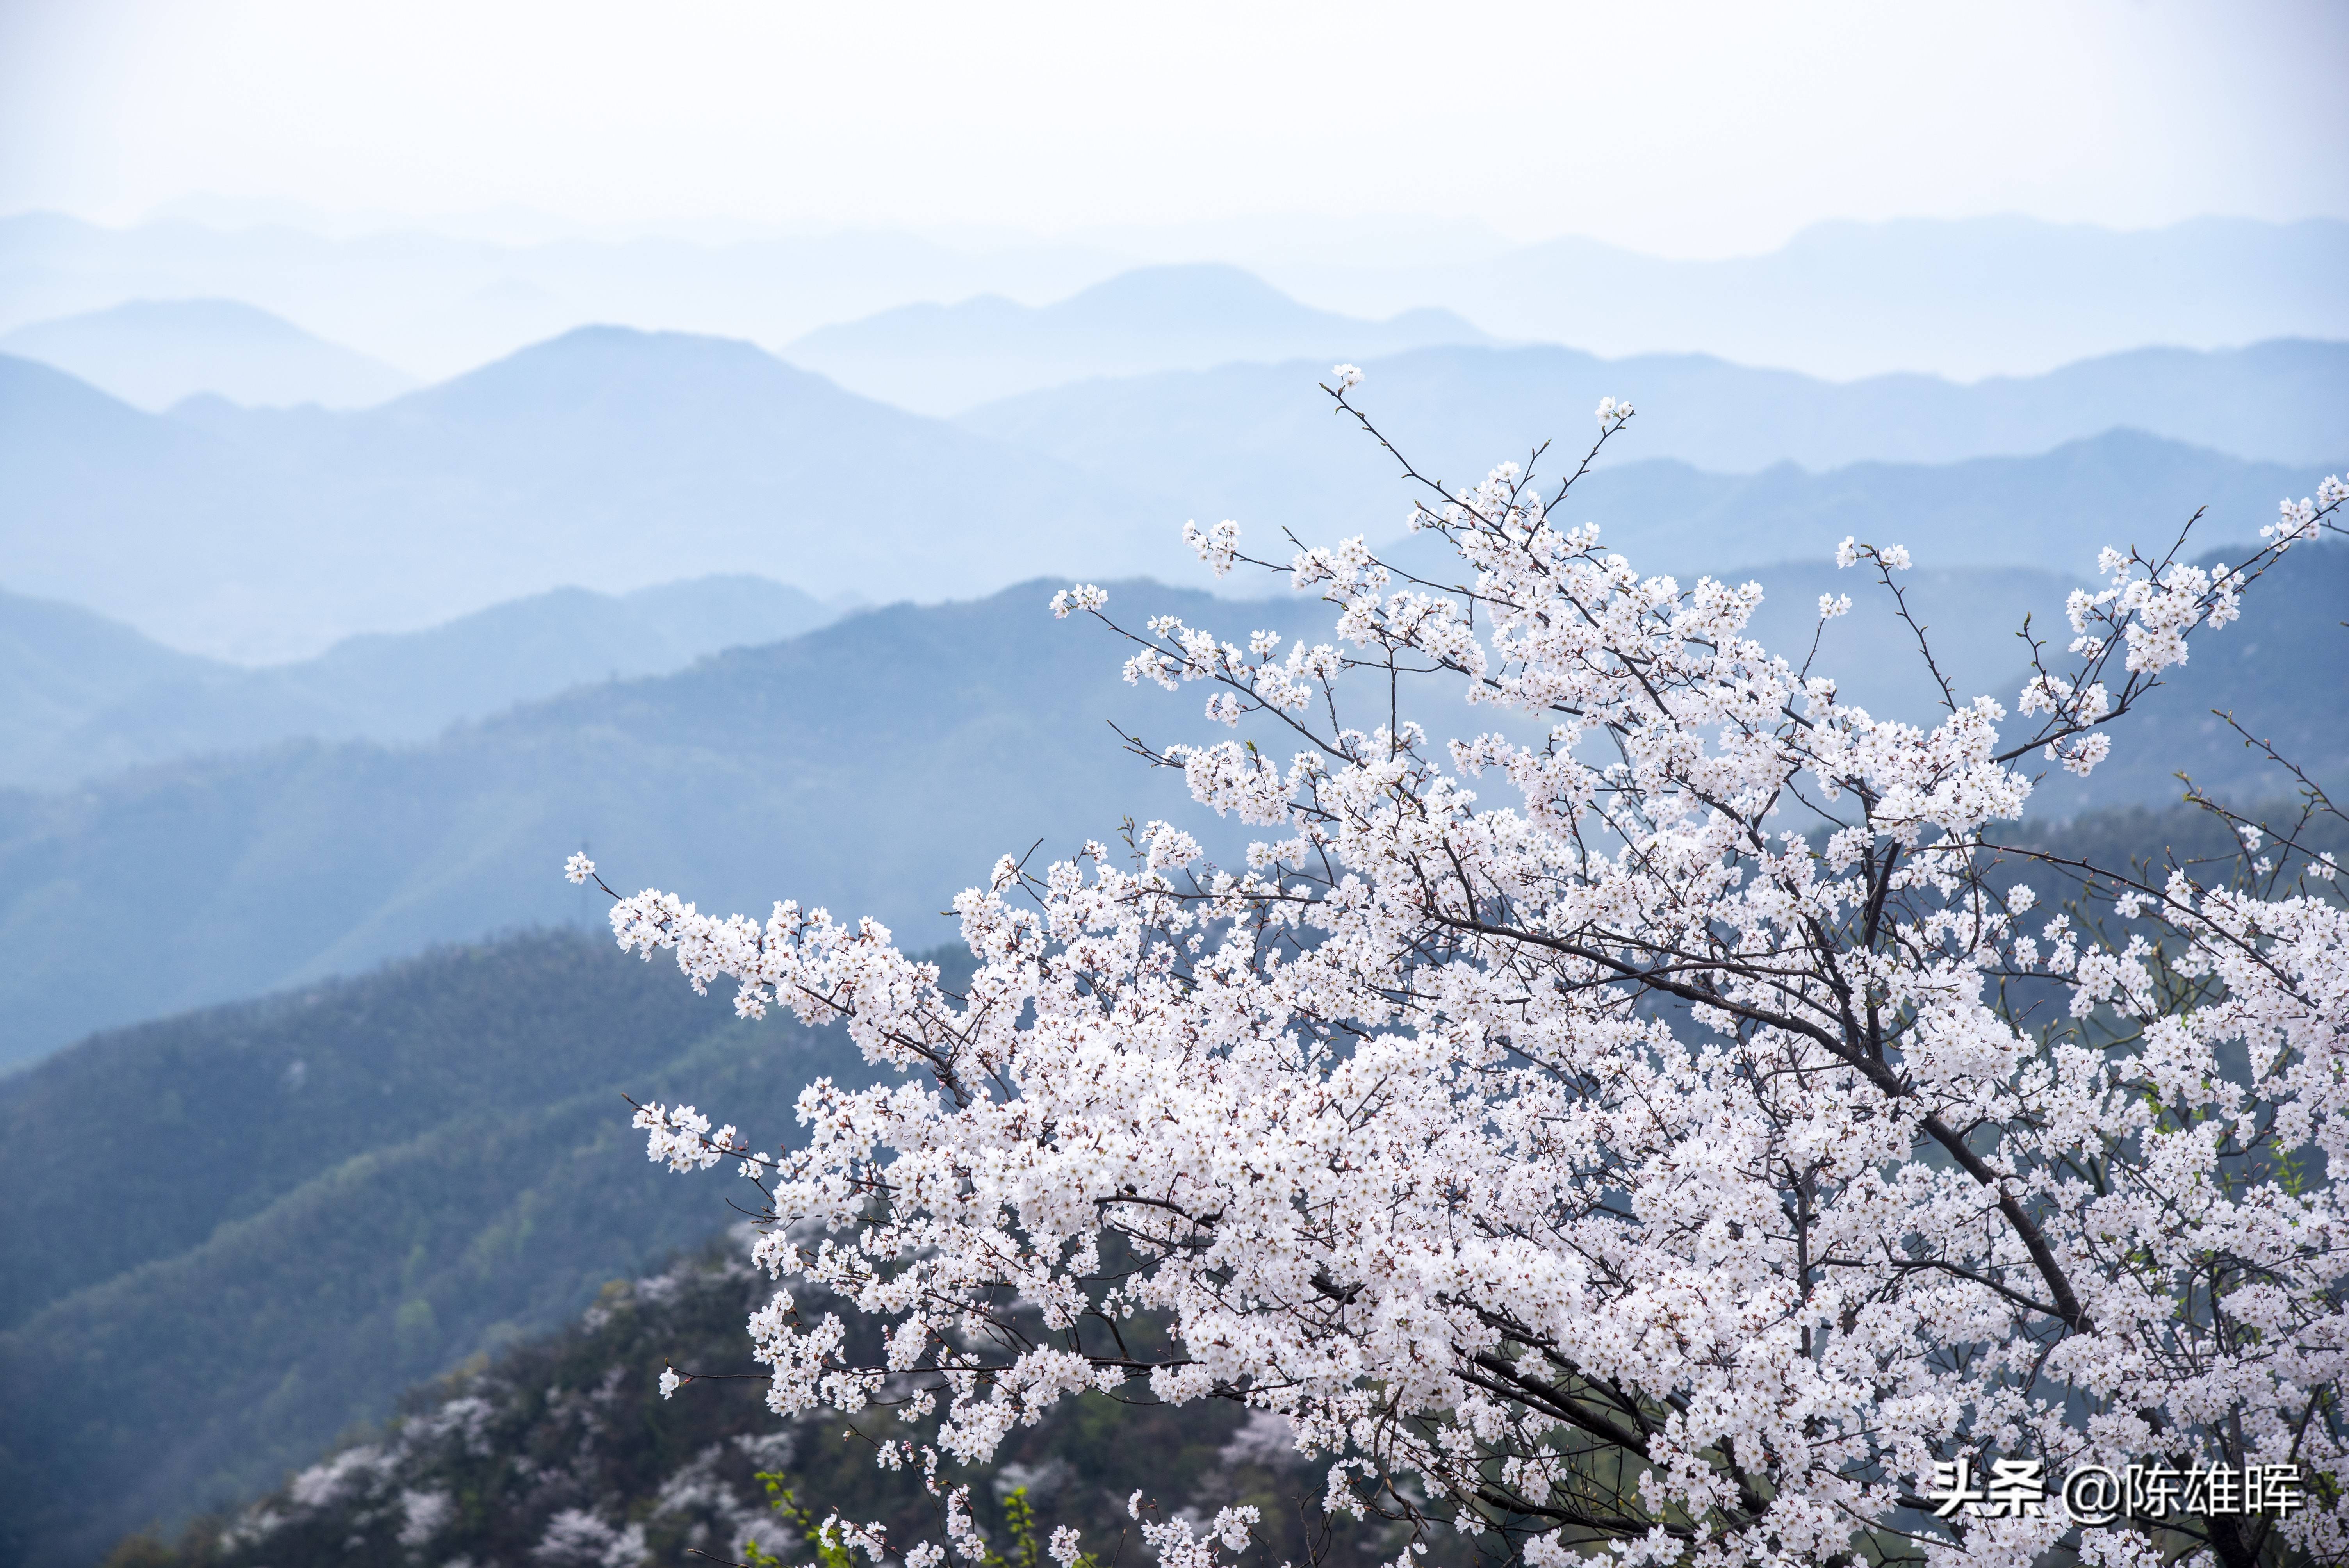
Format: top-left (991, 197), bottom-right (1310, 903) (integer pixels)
top-left (3, 0), bottom-right (2345, 257)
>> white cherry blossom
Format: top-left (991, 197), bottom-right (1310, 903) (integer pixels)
top-left (589, 391), bottom-right (2349, 1568)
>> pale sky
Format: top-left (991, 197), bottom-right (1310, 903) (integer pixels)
top-left (2, 0), bottom-right (2345, 258)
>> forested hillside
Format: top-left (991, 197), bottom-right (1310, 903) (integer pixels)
top-left (0, 577), bottom-right (1274, 1066)
top-left (6, 922), bottom-right (1394, 1568)
top-left (7, 543), bottom-right (2342, 1072)
top-left (0, 931), bottom-right (886, 1567)
top-left (97, 1242), bottom-right (1399, 1568)
top-left (0, 574), bottom-right (845, 789)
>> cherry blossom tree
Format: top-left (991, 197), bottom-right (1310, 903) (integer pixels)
top-left (570, 378), bottom-right (2349, 1568)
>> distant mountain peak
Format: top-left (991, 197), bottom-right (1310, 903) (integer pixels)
top-left (0, 298), bottom-right (415, 411)
top-left (384, 323), bottom-right (845, 421)
top-left (34, 296), bottom-right (319, 337)
top-left (783, 262), bottom-right (1494, 414)
top-left (1057, 261), bottom-right (1304, 312)
top-left (501, 321), bottom-right (767, 362)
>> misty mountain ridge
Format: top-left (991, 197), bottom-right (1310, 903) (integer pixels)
top-left (0, 333), bottom-right (1163, 660)
top-left (1266, 214), bottom-right (2349, 382)
top-left (5, 210), bottom-right (2345, 385)
top-left (0, 297), bottom-right (417, 411)
top-left (0, 576), bottom-right (1275, 1069)
top-left (1359, 428), bottom-right (2314, 579)
top-left (0, 209), bottom-right (1137, 382)
top-left (0, 587), bottom-right (219, 747)
top-left (4, 326), bottom-right (2335, 663)
top-left (960, 337), bottom-right (2349, 484)
top-left (7, 549), bottom-right (2342, 1074)
top-left (783, 262), bottom-right (1495, 413)
top-left (0, 574), bottom-right (850, 789)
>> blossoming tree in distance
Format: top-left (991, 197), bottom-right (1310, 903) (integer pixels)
top-left (568, 374), bottom-right (2349, 1568)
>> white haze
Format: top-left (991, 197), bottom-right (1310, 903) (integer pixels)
top-left (3, 0), bottom-right (2346, 260)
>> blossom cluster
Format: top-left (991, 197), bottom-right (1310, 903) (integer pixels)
top-left (593, 398), bottom-right (2349, 1568)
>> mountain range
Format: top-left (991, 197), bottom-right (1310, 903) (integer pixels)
top-left (0, 336), bottom-right (1155, 660)
top-left (4, 241), bottom-right (2342, 472)
top-left (959, 354), bottom-right (2333, 577)
top-left (6, 548), bottom-right (2343, 1075)
top-left (9, 201), bottom-right (2347, 1568)
top-left (0, 577), bottom-right (1260, 1068)
top-left (0, 210), bottom-right (1127, 381)
top-left (1265, 215), bottom-right (2349, 381)
top-left (0, 298), bottom-right (417, 410)
top-left (5, 324), bottom-right (2339, 662)
top-left (1381, 428), bottom-right (2307, 581)
top-left (784, 264), bottom-right (1493, 413)
top-left (0, 575), bottom-right (846, 789)
top-left (959, 337), bottom-right (2349, 478)
top-left (5, 212), bottom-right (2345, 385)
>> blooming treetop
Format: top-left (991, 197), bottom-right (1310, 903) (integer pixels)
top-left (572, 380), bottom-right (2349, 1568)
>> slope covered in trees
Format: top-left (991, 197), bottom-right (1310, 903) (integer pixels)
top-left (96, 1243), bottom-right (1387, 1568)
top-left (0, 574), bottom-right (845, 789)
top-left (6, 923), bottom-right (1393, 1568)
top-left (0, 930), bottom-right (876, 1567)
top-left (0, 578), bottom-right (1275, 1067)
top-left (8, 549), bottom-right (2345, 1073)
